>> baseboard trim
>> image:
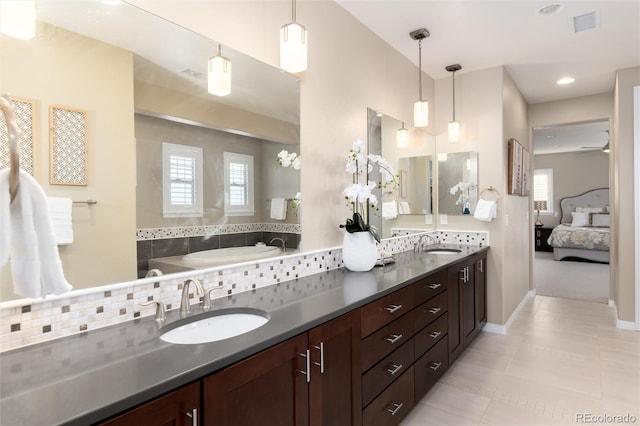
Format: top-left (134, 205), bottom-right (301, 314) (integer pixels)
top-left (608, 299), bottom-right (615, 308)
top-left (616, 320), bottom-right (640, 331)
top-left (483, 290), bottom-right (535, 335)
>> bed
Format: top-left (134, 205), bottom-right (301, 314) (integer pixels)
top-left (546, 188), bottom-right (610, 263)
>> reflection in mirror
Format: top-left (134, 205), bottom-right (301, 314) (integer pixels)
top-left (367, 108), bottom-right (435, 239)
top-left (437, 152), bottom-right (478, 215)
top-left (0, 0), bottom-right (300, 301)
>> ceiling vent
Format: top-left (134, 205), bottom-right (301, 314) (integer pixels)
top-left (571, 11), bottom-right (599, 33)
top-left (179, 67), bottom-right (205, 80)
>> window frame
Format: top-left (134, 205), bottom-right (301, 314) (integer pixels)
top-left (533, 168), bottom-right (554, 214)
top-left (162, 142), bottom-right (204, 218)
top-left (224, 151), bottom-right (255, 216)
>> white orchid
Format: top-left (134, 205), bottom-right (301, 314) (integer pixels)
top-left (449, 181), bottom-right (477, 206)
top-left (277, 150), bottom-right (301, 170)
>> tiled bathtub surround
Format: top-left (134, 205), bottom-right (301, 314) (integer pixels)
top-left (0, 230), bottom-right (487, 352)
top-left (136, 223), bottom-right (302, 240)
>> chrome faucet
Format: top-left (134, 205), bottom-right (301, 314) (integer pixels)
top-left (145, 269), bottom-right (163, 278)
top-left (180, 278), bottom-right (204, 315)
top-left (203, 287), bottom-right (224, 310)
top-left (270, 237), bottom-right (286, 251)
top-left (140, 300), bottom-right (166, 324)
top-left (414, 233), bottom-right (438, 253)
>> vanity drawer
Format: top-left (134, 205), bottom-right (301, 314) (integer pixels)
top-left (362, 339), bottom-right (414, 407)
top-left (413, 269), bottom-right (448, 305)
top-left (362, 311), bottom-right (414, 372)
top-left (363, 366), bottom-right (414, 426)
top-left (414, 291), bottom-right (448, 332)
top-left (361, 285), bottom-right (414, 338)
top-left (414, 336), bottom-right (449, 400)
top-left (414, 312), bottom-right (447, 359)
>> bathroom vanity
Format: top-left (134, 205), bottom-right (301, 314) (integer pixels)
top-left (0, 246), bottom-right (487, 426)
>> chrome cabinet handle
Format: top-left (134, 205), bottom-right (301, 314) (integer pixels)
top-left (427, 283), bottom-right (441, 290)
top-left (459, 268), bottom-right (466, 283)
top-left (429, 361), bottom-right (442, 371)
top-left (427, 307), bottom-right (441, 315)
top-left (185, 408), bottom-right (197, 426)
top-left (384, 333), bottom-right (403, 344)
top-left (298, 350), bottom-right (310, 383)
top-left (386, 402), bottom-right (404, 416)
top-left (313, 342), bottom-right (324, 374)
top-left (384, 304), bottom-right (403, 314)
top-left (428, 330), bottom-right (442, 339)
top-left (479, 258), bottom-right (484, 273)
top-left (386, 363), bottom-right (403, 375)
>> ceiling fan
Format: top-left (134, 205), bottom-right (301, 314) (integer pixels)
top-left (580, 130), bottom-right (610, 153)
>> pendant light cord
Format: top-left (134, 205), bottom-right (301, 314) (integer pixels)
top-left (291, 0), bottom-right (297, 22)
top-left (418, 39), bottom-right (423, 102)
top-left (452, 70), bottom-right (456, 121)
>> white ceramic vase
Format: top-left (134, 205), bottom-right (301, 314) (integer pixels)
top-left (342, 231), bottom-right (377, 272)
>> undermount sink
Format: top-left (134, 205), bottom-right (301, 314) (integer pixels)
top-left (424, 248), bottom-right (462, 255)
top-left (160, 308), bottom-right (270, 345)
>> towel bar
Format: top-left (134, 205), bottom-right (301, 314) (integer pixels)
top-left (73, 199), bottom-right (98, 205)
top-left (479, 186), bottom-right (500, 204)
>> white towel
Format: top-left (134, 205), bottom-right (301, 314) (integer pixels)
top-left (0, 169), bottom-right (72, 298)
top-left (474, 199), bottom-right (497, 222)
top-left (381, 201), bottom-right (398, 220)
top-left (270, 198), bottom-right (287, 220)
top-left (399, 201), bottom-right (411, 214)
top-left (48, 197), bottom-right (73, 245)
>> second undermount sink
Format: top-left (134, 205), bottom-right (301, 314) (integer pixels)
top-left (160, 308), bottom-right (270, 345)
top-left (424, 248), bottom-right (462, 255)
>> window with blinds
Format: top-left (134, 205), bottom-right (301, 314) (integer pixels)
top-left (162, 143), bottom-right (203, 218)
top-left (533, 168), bottom-right (553, 212)
top-left (224, 152), bottom-right (254, 216)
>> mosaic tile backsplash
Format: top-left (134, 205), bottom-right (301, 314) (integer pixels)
top-left (0, 230), bottom-right (487, 352)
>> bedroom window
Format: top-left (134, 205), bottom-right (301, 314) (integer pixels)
top-left (224, 152), bottom-right (255, 216)
top-left (533, 168), bottom-right (554, 213)
top-left (162, 142), bottom-right (204, 218)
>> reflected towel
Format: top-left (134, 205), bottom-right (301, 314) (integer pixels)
top-left (0, 169), bottom-right (72, 298)
top-left (270, 198), bottom-right (287, 220)
top-left (381, 201), bottom-right (398, 220)
top-left (48, 197), bottom-right (73, 245)
top-left (399, 202), bottom-right (411, 214)
top-left (474, 199), bottom-right (497, 222)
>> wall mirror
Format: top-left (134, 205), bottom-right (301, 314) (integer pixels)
top-left (437, 151), bottom-right (479, 216)
top-left (367, 108), bottom-right (435, 239)
top-left (0, 0), bottom-right (300, 301)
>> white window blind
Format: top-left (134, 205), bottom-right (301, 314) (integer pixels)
top-left (162, 143), bottom-right (203, 218)
top-left (170, 155), bottom-right (195, 205)
top-left (533, 168), bottom-right (553, 212)
top-left (224, 152), bottom-right (254, 216)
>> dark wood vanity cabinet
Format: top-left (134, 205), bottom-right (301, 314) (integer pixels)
top-left (203, 311), bottom-right (361, 426)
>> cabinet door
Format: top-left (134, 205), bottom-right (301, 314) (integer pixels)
top-left (461, 258), bottom-right (477, 345)
top-left (308, 311), bottom-right (362, 426)
top-left (99, 381), bottom-right (200, 426)
top-left (474, 253), bottom-right (487, 329)
top-left (203, 333), bottom-right (309, 426)
top-left (447, 264), bottom-right (464, 363)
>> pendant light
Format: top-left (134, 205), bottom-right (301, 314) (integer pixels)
top-left (0, 0), bottom-right (36, 40)
top-left (410, 28), bottom-right (430, 128)
top-left (280, 0), bottom-right (307, 73)
top-left (397, 122), bottom-right (409, 147)
top-left (208, 44), bottom-right (231, 97)
top-left (446, 64), bottom-right (461, 142)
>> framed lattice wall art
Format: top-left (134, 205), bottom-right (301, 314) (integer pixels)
top-left (50, 105), bottom-right (88, 186)
top-left (507, 138), bottom-right (523, 196)
top-left (0, 97), bottom-right (35, 175)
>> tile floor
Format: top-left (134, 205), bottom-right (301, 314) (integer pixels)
top-left (401, 295), bottom-right (640, 425)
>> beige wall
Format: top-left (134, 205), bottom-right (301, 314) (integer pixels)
top-left (533, 151), bottom-right (609, 227)
top-left (529, 93), bottom-right (614, 128)
top-left (0, 24), bottom-right (136, 300)
top-left (613, 66), bottom-right (639, 323)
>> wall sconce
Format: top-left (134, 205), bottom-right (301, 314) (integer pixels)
top-left (397, 122), bottom-right (409, 147)
top-left (534, 200), bottom-right (547, 226)
top-left (280, 0), bottom-right (307, 73)
top-left (446, 64), bottom-right (461, 142)
top-left (410, 28), bottom-right (430, 128)
top-left (208, 44), bottom-right (231, 97)
top-left (0, 0), bottom-right (36, 40)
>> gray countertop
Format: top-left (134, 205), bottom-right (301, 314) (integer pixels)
top-left (0, 244), bottom-right (488, 426)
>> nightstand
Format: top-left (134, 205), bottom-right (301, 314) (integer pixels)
top-left (534, 226), bottom-right (553, 252)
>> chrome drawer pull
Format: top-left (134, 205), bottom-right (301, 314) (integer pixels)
top-left (429, 361), bottom-right (442, 371)
top-left (185, 408), bottom-right (198, 426)
top-left (427, 307), bottom-right (441, 315)
top-left (428, 330), bottom-right (442, 339)
top-left (384, 304), bottom-right (403, 314)
top-left (386, 402), bottom-right (404, 416)
top-left (427, 283), bottom-right (441, 290)
top-left (384, 333), bottom-right (403, 344)
top-left (298, 350), bottom-right (310, 383)
top-left (386, 363), bottom-right (403, 375)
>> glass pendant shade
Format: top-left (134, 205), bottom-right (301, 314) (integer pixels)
top-left (397, 125), bottom-right (409, 147)
top-left (0, 0), bottom-right (36, 40)
top-left (413, 101), bottom-right (428, 128)
top-left (208, 54), bottom-right (231, 97)
top-left (448, 121), bottom-right (461, 142)
top-left (280, 22), bottom-right (307, 73)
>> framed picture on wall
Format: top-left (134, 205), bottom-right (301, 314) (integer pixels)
top-left (508, 138), bottom-right (523, 195)
top-left (521, 146), bottom-right (530, 196)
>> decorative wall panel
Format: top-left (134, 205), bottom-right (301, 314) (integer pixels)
top-left (0, 98), bottom-right (34, 175)
top-left (50, 105), bottom-right (87, 185)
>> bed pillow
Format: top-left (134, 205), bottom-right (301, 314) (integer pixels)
top-left (591, 213), bottom-right (610, 227)
top-left (576, 207), bottom-right (604, 213)
top-left (571, 211), bottom-right (590, 227)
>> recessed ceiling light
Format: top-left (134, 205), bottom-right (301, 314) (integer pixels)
top-left (557, 77), bottom-right (575, 85)
top-left (537, 3), bottom-right (564, 16)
